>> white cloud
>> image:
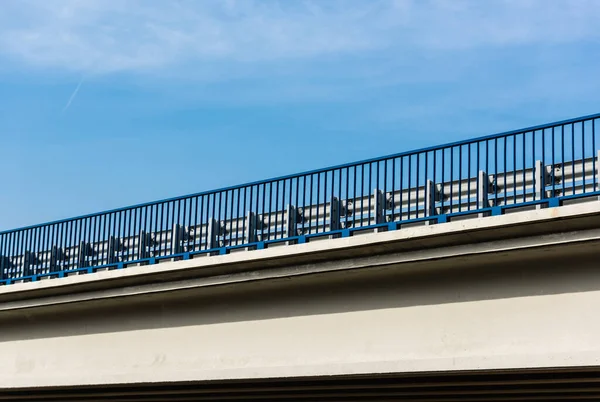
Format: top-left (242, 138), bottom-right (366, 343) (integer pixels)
top-left (0, 0), bottom-right (598, 75)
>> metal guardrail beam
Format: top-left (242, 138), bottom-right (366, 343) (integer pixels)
top-left (1, 114), bottom-right (599, 285)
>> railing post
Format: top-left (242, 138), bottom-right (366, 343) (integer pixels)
top-left (138, 230), bottom-right (147, 259)
top-left (373, 189), bottom-right (384, 224)
top-left (534, 160), bottom-right (544, 201)
top-left (341, 200), bottom-right (352, 227)
top-left (50, 246), bottom-right (59, 272)
top-left (597, 150), bottom-right (600, 192)
top-left (23, 251), bottom-right (33, 277)
top-left (107, 237), bottom-right (116, 265)
top-left (284, 206), bottom-right (296, 238)
top-left (245, 212), bottom-right (256, 244)
top-left (533, 161), bottom-right (543, 200)
top-left (425, 180), bottom-right (435, 217)
top-left (329, 197), bottom-right (340, 231)
top-left (171, 224), bottom-right (182, 255)
top-left (78, 241), bottom-right (88, 269)
top-left (3, 256), bottom-right (13, 280)
top-left (478, 170), bottom-right (489, 210)
top-left (0, 255), bottom-right (8, 281)
top-left (207, 218), bottom-right (219, 249)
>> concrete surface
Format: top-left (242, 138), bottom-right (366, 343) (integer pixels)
top-left (1, 202), bottom-right (600, 388)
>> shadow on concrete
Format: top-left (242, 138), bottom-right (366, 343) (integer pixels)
top-left (0, 239), bottom-right (599, 342)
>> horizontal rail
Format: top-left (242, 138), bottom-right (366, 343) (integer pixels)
top-left (1, 113), bottom-right (599, 285)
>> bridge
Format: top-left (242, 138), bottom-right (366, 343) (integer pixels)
top-left (1, 113), bottom-right (600, 400)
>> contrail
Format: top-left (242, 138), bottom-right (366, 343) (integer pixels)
top-left (62, 76), bottom-right (85, 113)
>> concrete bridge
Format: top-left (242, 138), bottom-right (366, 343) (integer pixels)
top-left (1, 114), bottom-right (600, 400)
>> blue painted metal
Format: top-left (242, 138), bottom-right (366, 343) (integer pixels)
top-left (491, 207), bottom-right (503, 216)
top-left (548, 198), bottom-right (561, 208)
top-left (0, 113), bottom-right (599, 286)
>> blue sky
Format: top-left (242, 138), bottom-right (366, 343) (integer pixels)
top-left (0, 0), bottom-right (599, 230)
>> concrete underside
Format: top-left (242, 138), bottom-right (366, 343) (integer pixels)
top-left (3, 368), bottom-right (600, 401)
top-left (1, 202), bottom-right (600, 389)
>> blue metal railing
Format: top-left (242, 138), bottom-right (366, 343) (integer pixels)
top-left (1, 113), bottom-right (599, 285)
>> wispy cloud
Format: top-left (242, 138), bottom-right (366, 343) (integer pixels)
top-left (0, 0), bottom-right (598, 75)
top-left (62, 76), bottom-right (84, 113)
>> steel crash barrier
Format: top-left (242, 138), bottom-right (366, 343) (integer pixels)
top-left (1, 113), bottom-right (599, 285)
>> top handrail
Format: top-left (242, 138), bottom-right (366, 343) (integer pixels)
top-left (2, 112), bottom-right (599, 235)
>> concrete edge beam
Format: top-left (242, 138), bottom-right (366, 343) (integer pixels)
top-left (2, 226), bottom-right (600, 312)
top-left (1, 202), bottom-right (600, 304)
